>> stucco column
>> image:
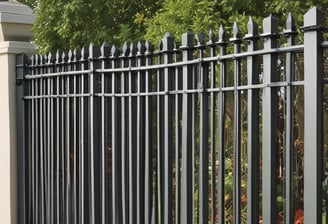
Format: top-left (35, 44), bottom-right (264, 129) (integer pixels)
top-left (0, 1), bottom-right (35, 223)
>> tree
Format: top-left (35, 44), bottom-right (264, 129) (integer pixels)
top-left (144, 0), bottom-right (328, 44)
top-left (144, 0), bottom-right (223, 44)
top-left (19, 0), bottom-right (38, 9)
top-left (31, 0), bottom-right (163, 53)
top-left (24, 0), bottom-right (328, 53)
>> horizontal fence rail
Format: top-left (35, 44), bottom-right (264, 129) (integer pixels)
top-left (16, 7), bottom-right (328, 224)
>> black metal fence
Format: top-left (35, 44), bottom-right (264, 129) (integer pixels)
top-left (16, 7), bottom-right (328, 224)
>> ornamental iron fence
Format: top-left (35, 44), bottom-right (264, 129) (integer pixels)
top-left (16, 7), bottom-right (328, 224)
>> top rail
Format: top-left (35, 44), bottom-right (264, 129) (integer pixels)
top-left (24, 44), bottom-right (304, 80)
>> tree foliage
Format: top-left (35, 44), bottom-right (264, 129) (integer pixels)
top-left (145, 0), bottom-right (328, 44)
top-left (23, 0), bottom-right (328, 52)
top-left (31, 0), bottom-right (162, 53)
top-left (19, 0), bottom-right (38, 9)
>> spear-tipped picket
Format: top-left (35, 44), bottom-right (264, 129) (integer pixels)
top-left (161, 32), bottom-right (175, 52)
top-left (39, 54), bottom-right (43, 66)
top-left (55, 50), bottom-right (61, 64)
top-left (111, 45), bottom-right (119, 58)
top-left (207, 28), bottom-right (215, 46)
top-left (35, 54), bottom-right (40, 66)
top-left (121, 42), bottom-right (130, 57)
top-left (129, 42), bottom-right (138, 57)
top-left (181, 31), bottom-right (194, 49)
top-left (39, 54), bottom-right (43, 65)
top-left (283, 11), bottom-right (298, 224)
top-left (244, 17), bottom-right (259, 40)
top-left (43, 54), bottom-right (47, 65)
top-left (261, 14), bottom-right (280, 38)
top-left (47, 52), bottom-right (53, 64)
top-left (100, 42), bottom-right (110, 59)
top-left (137, 41), bottom-right (146, 56)
top-left (230, 21), bottom-right (241, 43)
top-left (243, 14), bottom-right (261, 224)
top-left (73, 49), bottom-right (81, 62)
top-left (196, 32), bottom-right (205, 48)
top-left (284, 13), bottom-right (297, 36)
top-left (67, 49), bottom-right (73, 63)
top-left (261, 13), bottom-right (280, 224)
top-left (31, 54), bottom-right (35, 67)
top-left (217, 24), bottom-right (227, 45)
top-left (173, 41), bottom-right (178, 51)
top-left (89, 42), bottom-right (101, 59)
top-left (144, 40), bottom-right (153, 55)
top-left (61, 52), bottom-right (66, 64)
top-left (158, 40), bottom-right (163, 52)
top-left (81, 46), bottom-right (89, 61)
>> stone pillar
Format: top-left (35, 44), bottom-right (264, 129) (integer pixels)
top-left (0, 1), bottom-right (35, 224)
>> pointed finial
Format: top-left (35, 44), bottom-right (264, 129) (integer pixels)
top-left (68, 49), bottom-right (73, 62)
top-left (286, 13), bottom-right (296, 31)
top-left (42, 54), bottom-right (46, 65)
top-left (122, 42), bottom-right (129, 56)
top-left (89, 42), bottom-right (101, 59)
top-left (36, 54), bottom-right (41, 66)
top-left (284, 13), bottom-right (297, 36)
top-left (217, 24), bottom-right (227, 45)
top-left (230, 21), bottom-right (241, 42)
top-left (81, 46), bottom-right (89, 61)
top-left (161, 32), bottom-right (175, 52)
top-left (100, 42), bottom-right (110, 58)
top-left (39, 54), bottom-right (44, 65)
top-left (47, 52), bottom-right (52, 64)
top-left (145, 40), bottom-right (153, 55)
top-left (173, 41), bottom-right (178, 51)
top-left (207, 28), bottom-right (215, 46)
top-left (180, 31), bottom-right (194, 49)
top-left (73, 49), bottom-right (81, 62)
top-left (55, 50), bottom-right (61, 64)
top-left (158, 40), bottom-right (163, 51)
top-left (129, 43), bottom-right (137, 57)
top-left (196, 32), bottom-right (205, 48)
top-left (31, 55), bottom-right (35, 66)
top-left (41, 55), bottom-right (48, 65)
top-left (111, 45), bottom-right (119, 57)
top-left (137, 41), bottom-right (145, 56)
top-left (261, 14), bottom-right (280, 38)
top-left (33, 55), bottom-right (38, 66)
top-left (61, 52), bottom-right (66, 63)
top-left (137, 41), bottom-right (142, 53)
top-left (244, 17), bottom-right (259, 40)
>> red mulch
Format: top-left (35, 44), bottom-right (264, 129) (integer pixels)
top-left (259, 209), bottom-right (304, 224)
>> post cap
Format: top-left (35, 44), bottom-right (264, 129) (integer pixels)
top-left (0, 0), bottom-right (35, 41)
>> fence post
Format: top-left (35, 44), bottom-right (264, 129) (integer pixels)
top-left (0, 1), bottom-right (35, 224)
top-left (303, 7), bottom-right (324, 224)
top-left (15, 53), bottom-right (29, 224)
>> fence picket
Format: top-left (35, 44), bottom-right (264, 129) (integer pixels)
top-left (284, 13), bottom-right (297, 224)
top-left (218, 25), bottom-right (227, 224)
top-left (245, 16), bottom-right (260, 224)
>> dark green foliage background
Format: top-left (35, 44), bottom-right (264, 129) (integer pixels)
top-left (20, 0), bottom-right (328, 53)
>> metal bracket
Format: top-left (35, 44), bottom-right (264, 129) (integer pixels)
top-left (16, 54), bottom-right (29, 86)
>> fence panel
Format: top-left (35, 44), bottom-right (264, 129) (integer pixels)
top-left (16, 7), bottom-right (328, 224)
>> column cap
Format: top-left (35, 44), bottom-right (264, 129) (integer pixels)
top-left (0, 1), bottom-right (35, 41)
